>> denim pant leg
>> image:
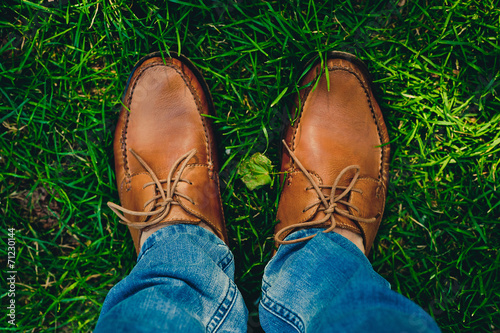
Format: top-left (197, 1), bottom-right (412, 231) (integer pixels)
top-left (259, 229), bottom-right (441, 333)
top-left (95, 224), bottom-right (248, 333)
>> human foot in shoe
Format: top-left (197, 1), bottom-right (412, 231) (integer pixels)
top-left (107, 53), bottom-right (227, 254)
top-left (275, 52), bottom-right (390, 256)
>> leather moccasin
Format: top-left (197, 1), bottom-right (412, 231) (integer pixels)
top-left (275, 52), bottom-right (390, 256)
top-left (108, 52), bottom-right (228, 254)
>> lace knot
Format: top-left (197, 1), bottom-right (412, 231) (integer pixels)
top-left (323, 203), bottom-right (336, 215)
top-left (275, 140), bottom-right (377, 245)
top-left (107, 148), bottom-right (197, 230)
top-left (158, 197), bottom-right (174, 207)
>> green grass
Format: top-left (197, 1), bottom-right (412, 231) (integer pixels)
top-left (1, 0), bottom-right (499, 331)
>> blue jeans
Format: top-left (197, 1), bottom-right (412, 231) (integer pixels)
top-left (95, 224), bottom-right (440, 332)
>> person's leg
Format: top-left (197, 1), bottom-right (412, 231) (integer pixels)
top-left (262, 52), bottom-right (440, 332)
top-left (96, 52), bottom-right (246, 332)
top-left (259, 228), bottom-right (440, 333)
top-left (95, 224), bottom-right (247, 332)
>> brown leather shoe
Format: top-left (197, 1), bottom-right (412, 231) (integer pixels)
top-left (107, 52), bottom-right (228, 254)
top-left (274, 52), bottom-right (390, 256)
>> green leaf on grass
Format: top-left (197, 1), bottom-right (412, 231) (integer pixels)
top-left (237, 153), bottom-right (273, 190)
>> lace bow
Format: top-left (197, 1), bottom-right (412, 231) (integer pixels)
top-left (108, 149), bottom-right (197, 229)
top-left (275, 140), bottom-right (376, 244)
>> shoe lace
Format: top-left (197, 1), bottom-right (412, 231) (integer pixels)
top-left (107, 148), bottom-right (197, 229)
top-left (275, 140), bottom-right (376, 245)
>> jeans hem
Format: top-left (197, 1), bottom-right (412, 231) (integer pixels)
top-left (260, 290), bottom-right (305, 333)
top-left (207, 281), bottom-right (238, 333)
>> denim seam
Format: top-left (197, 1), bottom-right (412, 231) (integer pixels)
top-left (217, 250), bottom-right (234, 273)
top-left (206, 281), bottom-right (238, 333)
top-left (261, 279), bottom-right (271, 291)
top-left (260, 290), bottom-right (304, 333)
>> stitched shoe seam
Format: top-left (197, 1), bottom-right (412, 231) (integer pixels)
top-left (324, 65), bottom-right (388, 250)
top-left (123, 61), bottom-right (212, 187)
top-left (122, 63), bottom-right (162, 188)
top-left (277, 170), bottom-right (322, 241)
top-left (125, 164), bottom-right (212, 179)
top-left (214, 172), bottom-right (227, 242)
top-left (327, 65), bottom-right (385, 182)
top-left (121, 110), bottom-right (131, 190)
top-left (173, 64), bottom-right (213, 170)
top-left (280, 62), bottom-right (387, 250)
top-left (290, 85), bottom-right (313, 169)
top-left (290, 65), bottom-right (385, 182)
top-left (178, 200), bottom-right (223, 238)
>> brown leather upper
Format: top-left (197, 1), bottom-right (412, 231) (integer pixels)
top-left (111, 54), bottom-right (227, 254)
top-left (275, 54), bottom-right (390, 255)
